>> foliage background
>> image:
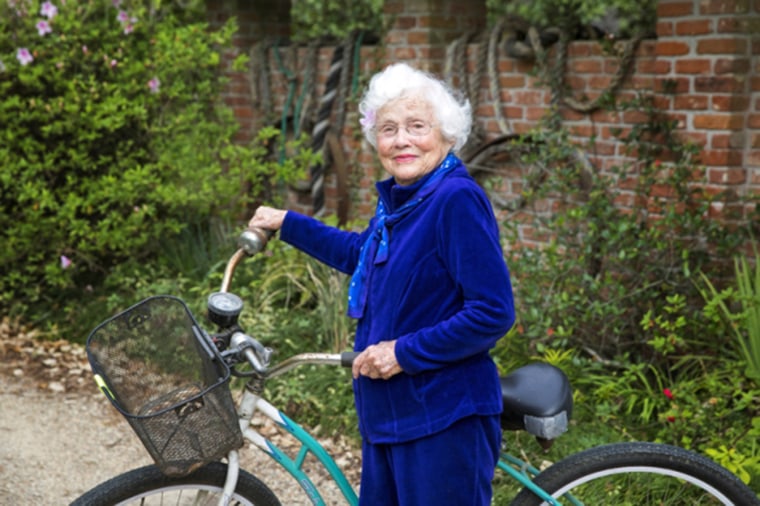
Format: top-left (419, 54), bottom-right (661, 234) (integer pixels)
top-left (0, 0), bottom-right (310, 334)
top-left (1, 0), bottom-right (758, 498)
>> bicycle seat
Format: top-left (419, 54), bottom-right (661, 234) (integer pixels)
top-left (499, 362), bottom-right (573, 442)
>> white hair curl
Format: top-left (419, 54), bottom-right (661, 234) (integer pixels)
top-left (358, 63), bottom-right (472, 152)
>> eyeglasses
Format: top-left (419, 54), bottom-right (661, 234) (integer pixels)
top-left (375, 120), bottom-right (434, 139)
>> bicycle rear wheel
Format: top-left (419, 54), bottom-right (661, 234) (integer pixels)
top-left (70, 461), bottom-right (281, 506)
top-left (510, 442), bottom-right (759, 505)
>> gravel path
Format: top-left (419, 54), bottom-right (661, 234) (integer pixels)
top-left (0, 318), bottom-right (360, 505)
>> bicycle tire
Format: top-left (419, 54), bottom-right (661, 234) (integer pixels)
top-left (510, 441), bottom-right (760, 505)
top-left (69, 461), bottom-right (281, 506)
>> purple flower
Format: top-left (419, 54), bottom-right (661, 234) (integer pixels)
top-left (36, 20), bottom-right (52, 36)
top-left (60, 255), bottom-right (72, 269)
top-left (123, 23), bottom-right (134, 34)
top-left (109, 59), bottom-right (117, 68)
top-left (16, 48), bottom-right (33, 66)
top-left (40, 1), bottom-right (58, 19)
top-left (359, 108), bottom-right (376, 129)
top-left (112, 0), bottom-right (122, 6)
top-left (116, 10), bottom-right (129, 23)
top-left (148, 77), bottom-right (161, 93)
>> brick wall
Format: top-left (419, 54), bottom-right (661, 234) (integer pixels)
top-left (209, 0), bottom-right (758, 236)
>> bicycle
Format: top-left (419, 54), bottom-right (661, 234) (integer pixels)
top-left (71, 229), bottom-right (760, 506)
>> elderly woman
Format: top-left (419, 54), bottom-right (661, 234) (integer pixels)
top-left (249, 62), bottom-right (515, 505)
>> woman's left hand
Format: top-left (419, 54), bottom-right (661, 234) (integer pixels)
top-left (352, 340), bottom-right (402, 380)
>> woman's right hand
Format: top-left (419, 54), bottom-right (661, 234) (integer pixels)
top-left (248, 206), bottom-right (287, 231)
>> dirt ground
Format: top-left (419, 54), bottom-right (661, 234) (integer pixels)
top-left (0, 317), bottom-right (360, 505)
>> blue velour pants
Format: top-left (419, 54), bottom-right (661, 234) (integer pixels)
top-left (358, 414), bottom-right (501, 506)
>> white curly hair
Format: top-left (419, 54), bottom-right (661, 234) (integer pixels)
top-left (358, 63), bottom-right (472, 152)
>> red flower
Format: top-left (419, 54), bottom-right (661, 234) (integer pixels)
top-left (667, 416), bottom-right (676, 423)
top-left (663, 388), bottom-right (673, 400)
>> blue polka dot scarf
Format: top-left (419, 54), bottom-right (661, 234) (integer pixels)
top-left (347, 153), bottom-right (459, 319)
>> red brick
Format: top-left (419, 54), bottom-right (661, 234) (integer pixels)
top-left (589, 75), bottom-right (613, 90)
top-left (500, 75), bottom-right (527, 88)
top-left (678, 131), bottom-right (709, 146)
top-left (674, 94), bottom-right (709, 109)
top-left (696, 38), bottom-right (748, 55)
top-left (675, 58), bottom-right (712, 74)
top-left (700, 0), bottom-right (751, 14)
top-left (657, 21), bottom-right (675, 37)
top-left (694, 75), bottom-right (746, 93)
top-left (655, 77), bottom-right (690, 93)
top-left (526, 107), bottom-right (548, 121)
top-left (636, 58), bottom-right (671, 74)
top-left (717, 16), bottom-right (753, 33)
top-left (675, 19), bottom-right (713, 35)
top-left (567, 42), bottom-right (599, 58)
top-left (630, 75), bottom-right (658, 90)
top-left (657, 2), bottom-right (695, 17)
top-left (392, 47), bottom-right (417, 60)
top-left (707, 167), bottom-right (747, 183)
top-left (406, 30), bottom-right (430, 44)
top-left (702, 150), bottom-right (745, 167)
top-left (714, 57), bottom-right (751, 74)
top-left (712, 95), bottom-right (750, 111)
top-left (693, 113), bottom-right (745, 129)
top-left (572, 58), bottom-right (603, 73)
top-left (655, 40), bottom-right (691, 56)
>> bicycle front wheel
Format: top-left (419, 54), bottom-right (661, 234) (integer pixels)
top-left (511, 442), bottom-right (760, 505)
top-left (70, 461), bottom-right (281, 506)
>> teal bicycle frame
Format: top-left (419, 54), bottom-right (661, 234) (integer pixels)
top-left (222, 369), bottom-right (565, 506)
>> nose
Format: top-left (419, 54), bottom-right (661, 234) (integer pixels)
top-left (392, 127), bottom-right (412, 146)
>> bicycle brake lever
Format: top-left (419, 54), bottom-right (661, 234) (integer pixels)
top-left (230, 332), bottom-right (272, 373)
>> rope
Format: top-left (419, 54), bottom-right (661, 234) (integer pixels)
top-left (527, 26), bottom-right (644, 114)
top-left (249, 39), bottom-right (273, 124)
top-left (273, 40), bottom-right (298, 164)
top-left (487, 19), bottom-right (511, 134)
top-left (309, 43), bottom-right (346, 217)
top-left (444, 31), bottom-right (488, 160)
top-left (305, 31), bottom-right (365, 217)
top-left (296, 40), bottom-right (319, 137)
top-left (333, 32), bottom-right (357, 140)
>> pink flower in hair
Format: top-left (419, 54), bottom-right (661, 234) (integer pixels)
top-left (359, 109), bottom-right (376, 129)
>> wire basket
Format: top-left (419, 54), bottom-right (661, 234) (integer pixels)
top-left (86, 295), bottom-right (243, 477)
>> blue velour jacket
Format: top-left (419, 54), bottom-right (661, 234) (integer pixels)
top-left (280, 157), bottom-right (515, 444)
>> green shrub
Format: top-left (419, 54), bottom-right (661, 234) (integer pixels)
top-left (700, 250), bottom-right (760, 384)
top-left (290, 0), bottom-right (384, 42)
top-left (496, 91), bottom-right (758, 488)
top-left (0, 1), bottom-right (309, 332)
top-left (501, 93), bottom-right (746, 363)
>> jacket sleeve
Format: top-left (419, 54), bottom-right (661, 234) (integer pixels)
top-left (279, 211), bottom-right (370, 275)
top-left (394, 185), bottom-right (516, 374)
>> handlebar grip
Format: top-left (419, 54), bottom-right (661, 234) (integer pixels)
top-left (340, 351), bottom-right (359, 367)
top-left (239, 228), bottom-right (274, 256)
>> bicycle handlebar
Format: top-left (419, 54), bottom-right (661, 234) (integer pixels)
top-left (220, 228), bottom-right (274, 293)
top-left (217, 229), bottom-right (358, 379)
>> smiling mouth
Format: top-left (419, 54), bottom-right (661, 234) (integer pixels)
top-left (394, 154), bottom-right (417, 163)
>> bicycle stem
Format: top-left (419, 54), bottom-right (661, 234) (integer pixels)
top-left (220, 228), bottom-right (274, 293)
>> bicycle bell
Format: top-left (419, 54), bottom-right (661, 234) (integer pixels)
top-left (207, 291), bottom-right (244, 327)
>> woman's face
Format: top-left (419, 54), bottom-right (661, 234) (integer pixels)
top-left (375, 96), bottom-right (454, 186)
